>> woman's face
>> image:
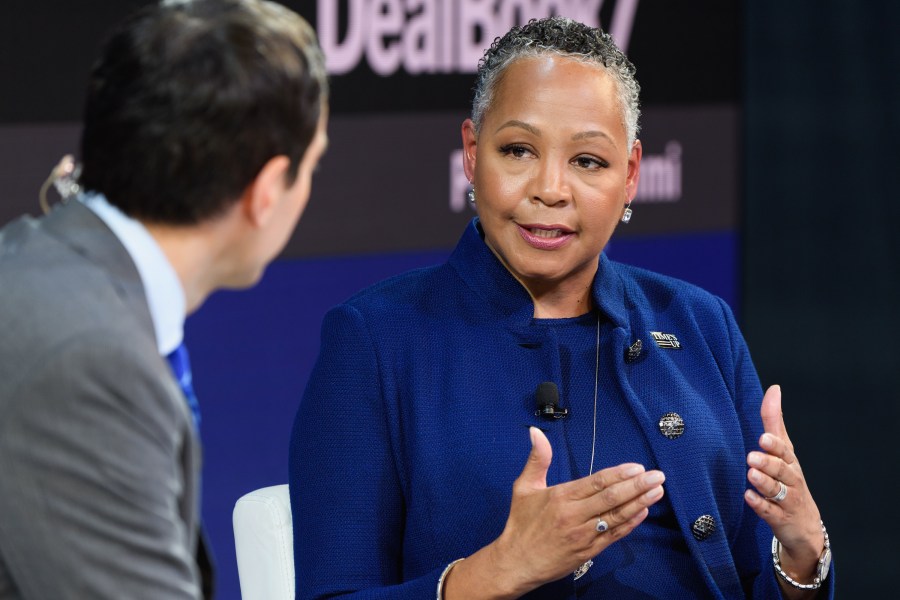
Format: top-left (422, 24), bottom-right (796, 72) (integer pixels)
top-left (462, 55), bottom-right (641, 297)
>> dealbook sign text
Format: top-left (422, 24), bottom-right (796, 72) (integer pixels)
top-left (318, 0), bottom-right (639, 75)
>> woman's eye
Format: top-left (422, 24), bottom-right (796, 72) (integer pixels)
top-left (574, 155), bottom-right (609, 170)
top-left (500, 144), bottom-right (531, 158)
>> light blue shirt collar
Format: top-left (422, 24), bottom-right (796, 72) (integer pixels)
top-left (79, 193), bottom-right (186, 356)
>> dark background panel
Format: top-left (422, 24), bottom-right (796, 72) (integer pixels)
top-left (295, 0), bottom-right (740, 113)
top-left (0, 0), bottom-right (156, 123)
top-left (0, 0), bottom-right (740, 122)
top-left (0, 105), bottom-right (739, 254)
top-left (744, 0), bottom-right (900, 595)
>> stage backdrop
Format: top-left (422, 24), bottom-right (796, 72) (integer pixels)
top-left (0, 1), bottom-right (742, 597)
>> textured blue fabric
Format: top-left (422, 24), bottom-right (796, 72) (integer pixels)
top-left (289, 219), bottom-right (835, 599)
top-left (166, 343), bottom-right (201, 431)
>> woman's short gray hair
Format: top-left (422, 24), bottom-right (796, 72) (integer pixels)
top-left (472, 17), bottom-right (641, 148)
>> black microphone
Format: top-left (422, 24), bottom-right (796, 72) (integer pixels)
top-left (534, 381), bottom-right (568, 419)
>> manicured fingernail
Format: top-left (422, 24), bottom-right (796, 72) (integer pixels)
top-left (643, 471), bottom-right (665, 485)
top-left (760, 433), bottom-right (775, 448)
top-left (744, 489), bottom-right (760, 504)
top-left (624, 464), bottom-right (644, 477)
top-left (749, 469), bottom-right (762, 484)
top-left (747, 452), bottom-right (763, 467)
top-left (644, 486), bottom-right (664, 501)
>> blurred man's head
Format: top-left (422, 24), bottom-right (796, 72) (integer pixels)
top-left (80, 0), bottom-right (328, 226)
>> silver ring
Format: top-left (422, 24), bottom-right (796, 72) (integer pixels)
top-left (766, 481), bottom-right (788, 503)
top-left (595, 519), bottom-right (609, 533)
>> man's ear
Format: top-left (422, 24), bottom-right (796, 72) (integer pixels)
top-left (461, 118), bottom-right (478, 182)
top-left (242, 155), bottom-right (291, 227)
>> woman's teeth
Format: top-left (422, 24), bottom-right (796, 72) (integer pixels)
top-left (531, 228), bottom-right (563, 238)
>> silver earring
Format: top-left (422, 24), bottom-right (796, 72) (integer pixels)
top-left (621, 204), bottom-right (633, 224)
top-left (467, 188), bottom-right (476, 204)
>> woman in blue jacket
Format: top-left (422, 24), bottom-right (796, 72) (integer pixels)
top-left (289, 17), bottom-right (832, 599)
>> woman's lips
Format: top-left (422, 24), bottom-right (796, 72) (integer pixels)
top-left (517, 224), bottom-right (574, 250)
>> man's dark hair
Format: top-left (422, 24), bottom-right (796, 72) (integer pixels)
top-left (80, 0), bottom-right (328, 225)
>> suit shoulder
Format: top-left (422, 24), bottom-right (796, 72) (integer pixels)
top-left (0, 239), bottom-right (156, 402)
top-left (1, 248), bottom-right (137, 335)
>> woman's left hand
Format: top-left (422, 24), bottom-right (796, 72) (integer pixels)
top-left (744, 385), bottom-right (825, 587)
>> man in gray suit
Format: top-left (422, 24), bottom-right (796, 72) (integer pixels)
top-left (0, 1), bottom-right (328, 597)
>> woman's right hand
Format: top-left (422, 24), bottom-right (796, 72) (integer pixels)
top-left (445, 427), bottom-right (666, 600)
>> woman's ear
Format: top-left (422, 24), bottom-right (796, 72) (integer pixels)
top-left (242, 155), bottom-right (291, 228)
top-left (625, 140), bottom-right (642, 202)
top-left (461, 118), bottom-right (478, 183)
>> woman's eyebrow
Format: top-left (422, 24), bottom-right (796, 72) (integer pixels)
top-left (495, 119), bottom-right (541, 136)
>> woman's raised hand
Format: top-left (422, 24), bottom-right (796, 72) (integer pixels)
top-left (744, 385), bottom-right (826, 594)
top-left (446, 427), bottom-right (665, 599)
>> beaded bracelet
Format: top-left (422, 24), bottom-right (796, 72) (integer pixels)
top-left (772, 520), bottom-right (831, 590)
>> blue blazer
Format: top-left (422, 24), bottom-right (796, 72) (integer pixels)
top-left (289, 220), bottom-right (834, 599)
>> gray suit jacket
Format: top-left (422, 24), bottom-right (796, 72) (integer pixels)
top-left (0, 201), bottom-right (204, 598)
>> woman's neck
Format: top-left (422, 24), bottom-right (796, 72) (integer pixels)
top-left (526, 272), bottom-right (595, 319)
top-left (481, 231), bottom-right (599, 319)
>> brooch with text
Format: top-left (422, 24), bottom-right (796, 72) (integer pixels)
top-left (650, 331), bottom-right (682, 349)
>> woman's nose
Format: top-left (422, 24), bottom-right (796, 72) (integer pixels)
top-left (530, 158), bottom-right (571, 206)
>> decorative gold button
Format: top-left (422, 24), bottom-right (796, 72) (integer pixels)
top-left (692, 515), bottom-right (716, 541)
top-left (658, 412), bottom-right (684, 439)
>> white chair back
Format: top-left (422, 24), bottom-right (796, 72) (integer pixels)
top-left (233, 484), bottom-right (294, 600)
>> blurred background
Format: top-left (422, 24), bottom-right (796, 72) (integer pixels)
top-left (1, 0), bottom-right (896, 596)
